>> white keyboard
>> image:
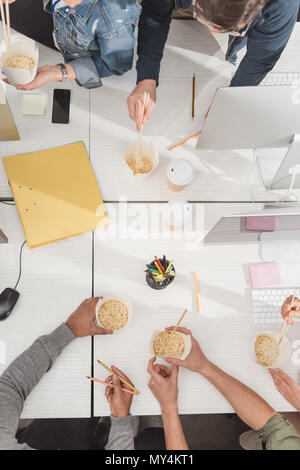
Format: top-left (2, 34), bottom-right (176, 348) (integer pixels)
top-left (251, 287), bottom-right (298, 324)
top-left (260, 72), bottom-right (300, 86)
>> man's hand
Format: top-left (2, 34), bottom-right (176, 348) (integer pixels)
top-left (105, 366), bottom-right (135, 418)
top-left (127, 79), bottom-right (156, 132)
top-left (147, 357), bottom-right (178, 413)
top-left (269, 368), bottom-right (300, 411)
top-left (281, 295), bottom-right (300, 325)
top-left (66, 297), bottom-right (113, 337)
top-left (164, 327), bottom-right (210, 374)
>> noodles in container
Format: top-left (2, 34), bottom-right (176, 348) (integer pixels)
top-left (150, 329), bottom-right (192, 360)
top-left (95, 295), bottom-right (132, 331)
top-left (0, 36), bottom-right (38, 86)
top-left (254, 331), bottom-right (290, 368)
top-left (124, 141), bottom-right (159, 179)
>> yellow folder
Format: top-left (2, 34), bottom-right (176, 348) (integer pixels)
top-left (3, 141), bottom-right (109, 248)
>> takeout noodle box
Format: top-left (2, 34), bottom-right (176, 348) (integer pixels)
top-left (253, 330), bottom-right (291, 368)
top-left (124, 141), bottom-right (159, 179)
top-left (95, 294), bottom-right (132, 331)
top-left (150, 329), bottom-right (192, 360)
top-left (0, 36), bottom-right (38, 86)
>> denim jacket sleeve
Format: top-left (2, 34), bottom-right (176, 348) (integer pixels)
top-left (231, 0), bottom-right (300, 87)
top-left (69, 56), bottom-right (103, 89)
top-left (136, 0), bottom-right (174, 85)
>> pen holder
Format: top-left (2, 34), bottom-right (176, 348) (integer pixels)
top-left (145, 258), bottom-right (176, 290)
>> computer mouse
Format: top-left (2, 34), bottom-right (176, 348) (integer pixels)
top-left (0, 288), bottom-right (20, 321)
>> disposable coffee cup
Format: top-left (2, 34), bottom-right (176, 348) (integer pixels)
top-left (167, 159), bottom-right (195, 191)
top-left (0, 36), bottom-right (38, 86)
top-left (124, 141), bottom-right (159, 179)
top-left (150, 329), bottom-right (192, 360)
top-left (162, 200), bottom-right (192, 231)
top-left (95, 295), bottom-right (132, 331)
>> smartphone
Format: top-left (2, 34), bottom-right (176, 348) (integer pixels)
top-left (52, 89), bottom-right (71, 124)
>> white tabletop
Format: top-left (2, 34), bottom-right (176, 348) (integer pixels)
top-left (93, 203), bottom-right (300, 416)
top-left (0, 203), bottom-right (93, 418)
top-left (0, 36), bottom-right (90, 198)
top-left (90, 21), bottom-right (300, 202)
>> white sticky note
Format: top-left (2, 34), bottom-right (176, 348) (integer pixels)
top-left (22, 94), bottom-right (47, 116)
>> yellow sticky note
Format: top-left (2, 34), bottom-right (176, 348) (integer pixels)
top-left (22, 94), bottom-right (47, 116)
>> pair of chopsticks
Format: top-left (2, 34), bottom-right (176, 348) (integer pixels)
top-left (279, 288), bottom-right (299, 345)
top-left (0, 0), bottom-right (11, 51)
top-left (136, 91), bottom-right (150, 170)
top-left (87, 376), bottom-right (137, 396)
top-left (93, 359), bottom-right (140, 395)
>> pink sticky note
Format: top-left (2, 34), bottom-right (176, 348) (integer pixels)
top-left (248, 262), bottom-right (282, 288)
top-left (245, 216), bottom-right (276, 231)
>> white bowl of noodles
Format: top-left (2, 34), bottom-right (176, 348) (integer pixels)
top-left (0, 36), bottom-right (38, 86)
top-left (150, 329), bottom-right (192, 360)
top-left (95, 295), bottom-right (132, 331)
top-left (254, 330), bottom-right (291, 368)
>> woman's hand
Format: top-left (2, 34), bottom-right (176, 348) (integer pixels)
top-left (269, 368), bottom-right (300, 411)
top-left (105, 366), bottom-right (135, 418)
top-left (281, 295), bottom-right (300, 325)
top-left (147, 357), bottom-right (178, 413)
top-left (13, 65), bottom-right (62, 91)
top-left (127, 79), bottom-right (156, 132)
top-left (164, 326), bottom-right (210, 374)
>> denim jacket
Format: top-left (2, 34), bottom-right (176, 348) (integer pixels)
top-left (137, 0), bottom-right (299, 86)
top-left (43, 0), bottom-right (141, 88)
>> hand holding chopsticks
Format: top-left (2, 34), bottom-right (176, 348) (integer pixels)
top-left (0, 0), bottom-right (11, 51)
top-left (279, 289), bottom-right (299, 345)
top-left (97, 359), bottom-right (140, 395)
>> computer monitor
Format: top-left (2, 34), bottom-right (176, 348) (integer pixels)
top-left (197, 86), bottom-right (300, 150)
top-left (204, 204), bottom-right (300, 245)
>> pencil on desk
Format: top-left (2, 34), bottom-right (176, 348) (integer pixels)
top-left (96, 359), bottom-right (140, 395)
top-left (86, 376), bottom-right (137, 395)
top-left (192, 73), bottom-right (195, 120)
top-left (169, 131), bottom-right (201, 151)
top-left (194, 271), bottom-right (200, 313)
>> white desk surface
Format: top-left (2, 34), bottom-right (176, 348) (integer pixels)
top-left (93, 203), bottom-right (300, 416)
top-left (0, 204), bottom-right (93, 418)
top-left (0, 38), bottom-right (90, 198)
top-left (90, 21), bottom-right (300, 202)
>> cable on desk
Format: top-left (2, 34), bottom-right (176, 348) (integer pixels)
top-left (14, 240), bottom-right (26, 290)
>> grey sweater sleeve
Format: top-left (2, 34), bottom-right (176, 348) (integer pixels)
top-left (0, 323), bottom-right (75, 450)
top-left (105, 415), bottom-right (138, 451)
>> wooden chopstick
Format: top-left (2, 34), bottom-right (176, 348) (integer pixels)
top-left (169, 131), bottom-right (201, 151)
top-left (0, 0), bottom-right (8, 50)
top-left (192, 73), bottom-right (195, 120)
top-left (173, 309), bottom-right (188, 332)
top-left (194, 271), bottom-right (200, 313)
top-left (136, 91), bottom-right (150, 170)
top-left (86, 376), bottom-right (137, 395)
top-left (96, 359), bottom-right (140, 395)
top-left (5, 0), bottom-right (10, 48)
top-left (279, 288), bottom-right (299, 345)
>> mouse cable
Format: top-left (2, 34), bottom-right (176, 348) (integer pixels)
top-left (14, 240), bottom-right (26, 291)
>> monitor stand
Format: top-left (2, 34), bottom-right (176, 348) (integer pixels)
top-left (255, 134), bottom-right (300, 190)
top-left (260, 230), bottom-right (300, 263)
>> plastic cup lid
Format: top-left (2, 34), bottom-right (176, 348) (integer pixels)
top-left (162, 200), bottom-right (192, 226)
top-left (167, 159), bottom-right (195, 186)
